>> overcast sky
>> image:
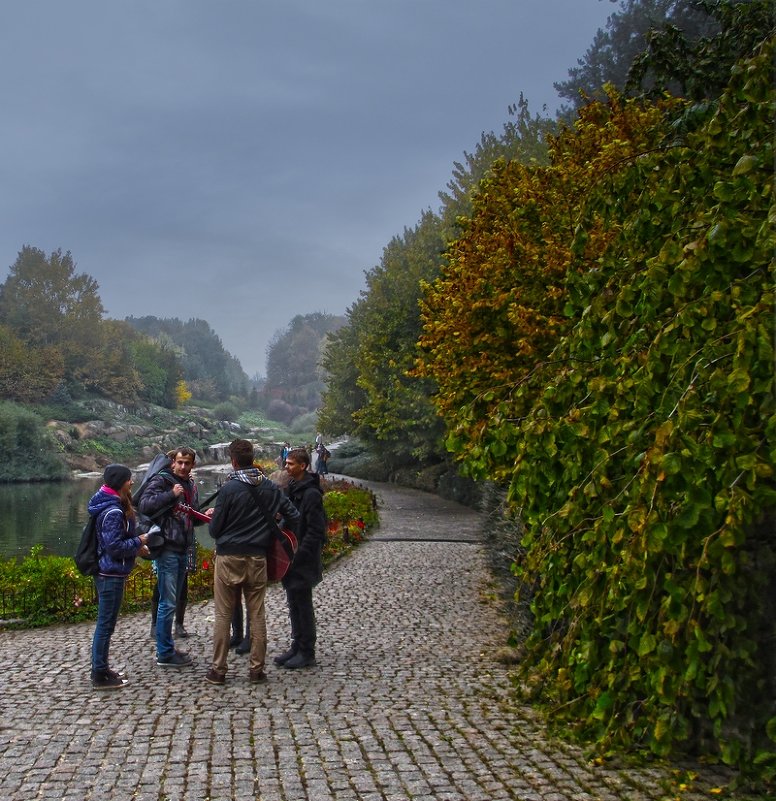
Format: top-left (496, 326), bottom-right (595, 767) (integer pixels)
top-left (0, 1), bottom-right (614, 378)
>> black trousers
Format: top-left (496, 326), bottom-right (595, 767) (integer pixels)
top-left (286, 586), bottom-right (316, 656)
top-left (232, 598), bottom-right (245, 640)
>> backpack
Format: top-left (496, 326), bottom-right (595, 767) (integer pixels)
top-left (132, 452), bottom-right (173, 510)
top-left (74, 512), bottom-right (101, 576)
top-left (132, 453), bottom-right (176, 558)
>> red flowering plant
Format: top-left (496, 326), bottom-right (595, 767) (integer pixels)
top-left (321, 481), bottom-right (378, 565)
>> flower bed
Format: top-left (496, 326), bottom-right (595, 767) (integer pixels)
top-left (0, 480), bottom-right (378, 627)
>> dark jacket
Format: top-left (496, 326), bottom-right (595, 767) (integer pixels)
top-left (138, 470), bottom-right (200, 554)
top-left (87, 488), bottom-right (143, 576)
top-left (209, 470), bottom-right (300, 557)
top-left (283, 471), bottom-right (326, 590)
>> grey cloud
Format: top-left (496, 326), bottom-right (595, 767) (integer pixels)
top-left (0, 0), bottom-right (613, 376)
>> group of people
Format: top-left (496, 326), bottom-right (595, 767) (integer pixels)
top-left (88, 439), bottom-right (326, 690)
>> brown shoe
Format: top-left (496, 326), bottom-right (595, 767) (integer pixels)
top-left (249, 669), bottom-right (267, 684)
top-left (205, 668), bottom-right (225, 685)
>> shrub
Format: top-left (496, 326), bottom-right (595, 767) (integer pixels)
top-left (0, 402), bottom-right (68, 481)
top-left (213, 400), bottom-right (240, 422)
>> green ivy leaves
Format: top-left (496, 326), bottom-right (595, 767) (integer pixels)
top-left (411, 23), bottom-right (775, 779)
top-left (504, 40), bottom-right (774, 777)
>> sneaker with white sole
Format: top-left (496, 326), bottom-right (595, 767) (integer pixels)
top-left (92, 671), bottom-right (127, 690)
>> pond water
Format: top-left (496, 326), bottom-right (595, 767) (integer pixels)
top-left (0, 467), bottom-right (227, 561)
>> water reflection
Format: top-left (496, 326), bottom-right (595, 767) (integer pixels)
top-left (0, 469), bottom-right (225, 560)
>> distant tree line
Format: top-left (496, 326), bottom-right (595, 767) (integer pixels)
top-left (0, 246), bottom-right (250, 409)
top-left (260, 312), bottom-right (346, 424)
top-left (125, 316), bottom-right (250, 403)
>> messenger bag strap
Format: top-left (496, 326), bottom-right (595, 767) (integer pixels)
top-left (245, 484), bottom-right (284, 543)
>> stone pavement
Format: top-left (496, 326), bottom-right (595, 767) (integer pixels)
top-left (0, 480), bottom-right (746, 801)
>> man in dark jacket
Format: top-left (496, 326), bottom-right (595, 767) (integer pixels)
top-left (139, 446), bottom-right (209, 667)
top-left (274, 447), bottom-right (326, 670)
top-left (206, 438), bottom-right (300, 685)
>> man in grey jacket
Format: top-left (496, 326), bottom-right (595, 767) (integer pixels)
top-left (205, 438), bottom-right (299, 685)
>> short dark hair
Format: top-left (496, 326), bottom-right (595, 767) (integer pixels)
top-left (169, 446), bottom-right (196, 462)
top-left (286, 447), bottom-right (310, 468)
top-left (229, 438), bottom-right (255, 468)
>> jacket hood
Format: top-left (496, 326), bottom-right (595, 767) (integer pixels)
top-left (289, 471), bottom-right (323, 496)
top-left (88, 489), bottom-right (122, 518)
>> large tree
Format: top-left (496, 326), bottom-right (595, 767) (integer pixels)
top-left (319, 100), bottom-right (553, 468)
top-left (0, 246), bottom-right (149, 402)
top-left (0, 246), bottom-right (105, 381)
top-left (0, 324), bottom-right (64, 403)
top-left (416, 94), bottom-right (674, 483)
top-left (626, 0), bottom-right (776, 101)
top-left (129, 337), bottom-right (182, 408)
top-left (318, 318), bottom-right (367, 437)
top-left (438, 96), bottom-right (555, 231)
top-left (554, 0), bottom-right (720, 112)
top-left (349, 212), bottom-right (448, 465)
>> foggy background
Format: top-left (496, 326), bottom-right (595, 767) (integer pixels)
top-left (0, 0), bottom-right (615, 378)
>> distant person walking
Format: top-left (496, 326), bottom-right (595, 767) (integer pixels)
top-left (274, 447), bottom-right (326, 669)
top-left (278, 441), bottom-right (290, 468)
top-left (89, 464), bottom-right (150, 690)
top-left (205, 438), bottom-right (300, 685)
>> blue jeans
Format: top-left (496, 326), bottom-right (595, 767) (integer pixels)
top-left (92, 575), bottom-right (126, 675)
top-left (155, 550), bottom-right (187, 659)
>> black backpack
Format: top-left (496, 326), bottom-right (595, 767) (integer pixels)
top-left (132, 453), bottom-right (179, 558)
top-left (74, 511), bottom-right (102, 576)
top-left (132, 452), bottom-right (173, 510)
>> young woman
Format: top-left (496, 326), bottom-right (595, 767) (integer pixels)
top-left (88, 464), bottom-right (150, 690)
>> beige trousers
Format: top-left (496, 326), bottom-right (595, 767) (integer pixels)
top-left (211, 554), bottom-right (267, 675)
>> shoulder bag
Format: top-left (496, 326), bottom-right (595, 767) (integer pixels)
top-left (246, 485), bottom-right (298, 582)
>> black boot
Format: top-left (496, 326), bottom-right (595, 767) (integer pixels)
top-left (282, 651), bottom-right (317, 669)
top-left (273, 645), bottom-right (298, 666)
top-left (235, 617), bottom-right (251, 654)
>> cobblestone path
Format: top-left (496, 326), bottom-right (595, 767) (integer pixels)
top-left (0, 480), bottom-right (742, 800)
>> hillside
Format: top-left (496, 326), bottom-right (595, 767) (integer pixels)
top-left (43, 399), bottom-right (289, 474)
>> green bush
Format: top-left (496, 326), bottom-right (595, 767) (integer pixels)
top-left (213, 400), bottom-right (240, 421)
top-left (0, 402), bottom-right (68, 481)
top-left (322, 482), bottom-right (377, 529)
top-left (0, 545), bottom-right (215, 627)
top-left (0, 480), bottom-right (379, 628)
